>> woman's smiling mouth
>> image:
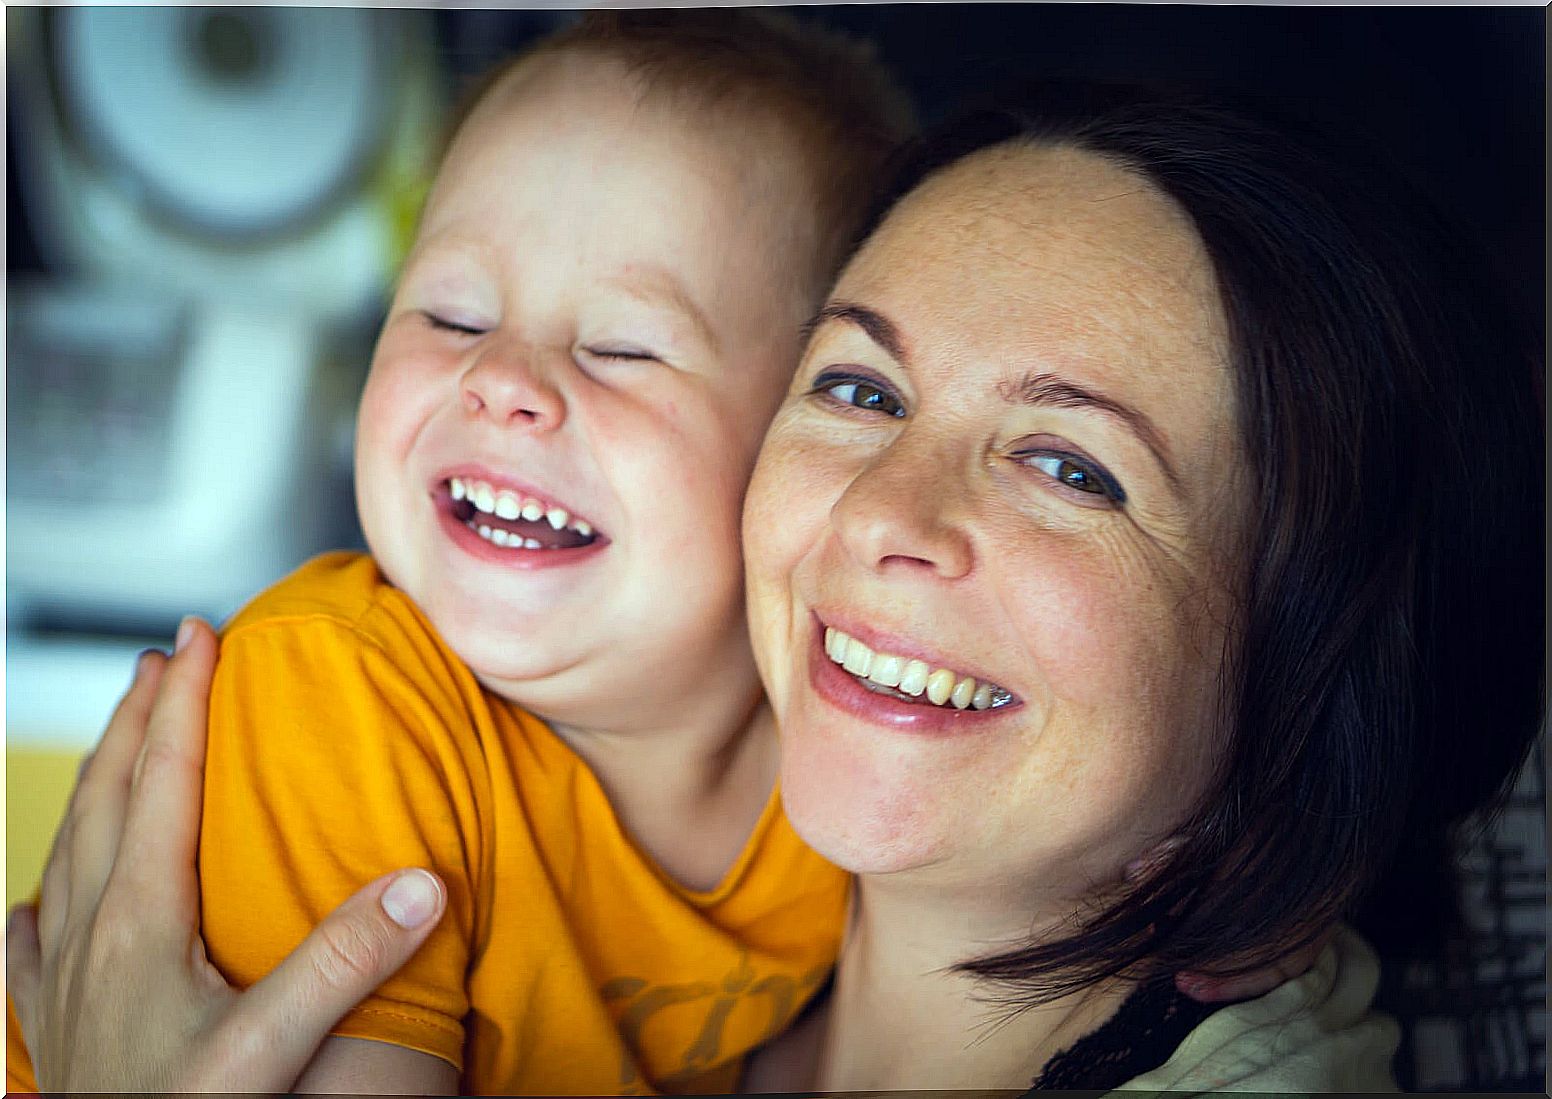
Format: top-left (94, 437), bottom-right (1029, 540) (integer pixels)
top-left (824, 626), bottom-right (1014, 710)
top-left (805, 613), bottom-right (1022, 732)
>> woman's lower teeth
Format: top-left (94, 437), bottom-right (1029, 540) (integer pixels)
top-left (855, 671), bottom-right (1010, 710)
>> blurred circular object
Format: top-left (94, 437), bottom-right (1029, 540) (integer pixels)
top-left (53, 6), bottom-right (387, 238)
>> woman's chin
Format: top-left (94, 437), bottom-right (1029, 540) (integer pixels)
top-left (777, 749), bottom-right (951, 876)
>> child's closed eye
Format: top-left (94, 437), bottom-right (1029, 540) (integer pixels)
top-left (580, 344), bottom-right (662, 363)
top-left (423, 311), bottom-right (488, 337)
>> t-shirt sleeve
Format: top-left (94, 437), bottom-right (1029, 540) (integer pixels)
top-left (201, 613), bottom-right (485, 1071)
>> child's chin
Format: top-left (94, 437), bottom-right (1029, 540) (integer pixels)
top-left (439, 615), bottom-right (579, 684)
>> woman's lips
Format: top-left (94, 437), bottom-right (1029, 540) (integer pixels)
top-left (807, 622), bottom-right (1019, 734)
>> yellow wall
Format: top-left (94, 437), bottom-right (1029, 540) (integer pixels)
top-left (7, 746), bottom-right (89, 908)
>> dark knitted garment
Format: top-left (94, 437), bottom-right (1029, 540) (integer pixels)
top-left (787, 971), bottom-right (1217, 1091)
top-left (1028, 976), bottom-right (1218, 1090)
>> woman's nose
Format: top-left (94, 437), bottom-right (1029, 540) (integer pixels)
top-left (460, 341), bottom-right (566, 431)
top-left (830, 442), bottom-right (974, 580)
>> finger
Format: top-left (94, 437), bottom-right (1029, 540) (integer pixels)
top-left (7, 905), bottom-right (43, 1056)
top-left (37, 651), bottom-right (169, 959)
top-left (1176, 933), bottom-right (1330, 1003)
top-left (1177, 970), bottom-right (1270, 1003)
top-left (113, 619), bottom-right (219, 919)
top-left (68, 651), bottom-right (168, 828)
top-left (35, 811), bottom-right (71, 970)
top-left (65, 650), bottom-right (170, 906)
top-left (221, 869), bottom-right (446, 1083)
top-left (90, 649), bottom-right (170, 793)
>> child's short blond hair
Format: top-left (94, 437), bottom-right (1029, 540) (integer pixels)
top-left (451, 10), bottom-right (915, 285)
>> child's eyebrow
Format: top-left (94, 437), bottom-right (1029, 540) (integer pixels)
top-left (607, 270), bottom-right (719, 353)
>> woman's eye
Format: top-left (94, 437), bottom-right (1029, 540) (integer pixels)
top-left (423, 312), bottom-right (485, 337)
top-left (814, 374), bottom-right (905, 417)
top-left (1021, 452), bottom-right (1126, 504)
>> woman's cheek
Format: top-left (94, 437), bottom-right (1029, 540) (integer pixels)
top-left (746, 421), bottom-right (836, 567)
top-left (995, 537), bottom-right (1133, 700)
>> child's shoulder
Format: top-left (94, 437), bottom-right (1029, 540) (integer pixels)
top-left (223, 551), bottom-right (430, 653)
top-left (218, 551), bottom-right (489, 724)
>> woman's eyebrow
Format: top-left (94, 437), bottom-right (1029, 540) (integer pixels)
top-left (1001, 371), bottom-right (1183, 492)
top-left (802, 301), bottom-right (909, 362)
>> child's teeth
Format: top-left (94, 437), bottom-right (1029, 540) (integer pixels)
top-left (477, 523), bottom-right (494, 540)
top-left (825, 628), bottom-right (1012, 711)
top-left (453, 478), bottom-right (599, 540)
top-left (524, 538), bottom-right (542, 549)
top-left (454, 478), bottom-right (597, 544)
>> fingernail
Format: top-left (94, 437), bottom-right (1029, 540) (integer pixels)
top-left (174, 617), bottom-right (196, 653)
top-left (381, 870), bottom-right (440, 929)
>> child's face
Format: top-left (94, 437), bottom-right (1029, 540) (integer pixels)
top-left (355, 53), bottom-right (818, 724)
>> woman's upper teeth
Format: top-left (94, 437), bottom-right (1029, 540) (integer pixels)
top-left (450, 477), bottom-right (593, 537)
top-left (824, 627), bottom-right (1013, 710)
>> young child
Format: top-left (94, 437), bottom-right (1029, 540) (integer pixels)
top-left (6, 12), bottom-right (912, 1095)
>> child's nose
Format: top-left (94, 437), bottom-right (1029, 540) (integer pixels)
top-left (460, 344), bottom-right (566, 431)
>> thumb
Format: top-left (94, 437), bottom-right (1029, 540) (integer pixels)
top-left (6, 905), bottom-right (43, 1058)
top-left (213, 869), bottom-right (445, 1086)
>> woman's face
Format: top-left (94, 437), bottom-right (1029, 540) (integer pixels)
top-left (744, 142), bottom-right (1247, 906)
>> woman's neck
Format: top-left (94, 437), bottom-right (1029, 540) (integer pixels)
top-left (808, 879), bottom-right (1132, 1091)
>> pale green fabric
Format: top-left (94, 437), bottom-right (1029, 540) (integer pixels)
top-left (1118, 926), bottom-right (1400, 1093)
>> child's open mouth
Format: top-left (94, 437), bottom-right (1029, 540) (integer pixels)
top-left (446, 477), bottom-right (601, 551)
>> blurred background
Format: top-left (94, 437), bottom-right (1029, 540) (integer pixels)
top-left (5, 4), bottom-right (1543, 1089)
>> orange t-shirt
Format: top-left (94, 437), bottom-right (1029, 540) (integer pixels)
top-left (7, 552), bottom-right (847, 1094)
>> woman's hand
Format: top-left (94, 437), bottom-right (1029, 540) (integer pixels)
top-left (6, 618), bottom-right (448, 1091)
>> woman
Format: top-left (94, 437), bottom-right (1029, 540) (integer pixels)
top-left (12, 83), bottom-right (1542, 1090)
top-left (736, 83), bottom-right (1541, 1085)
